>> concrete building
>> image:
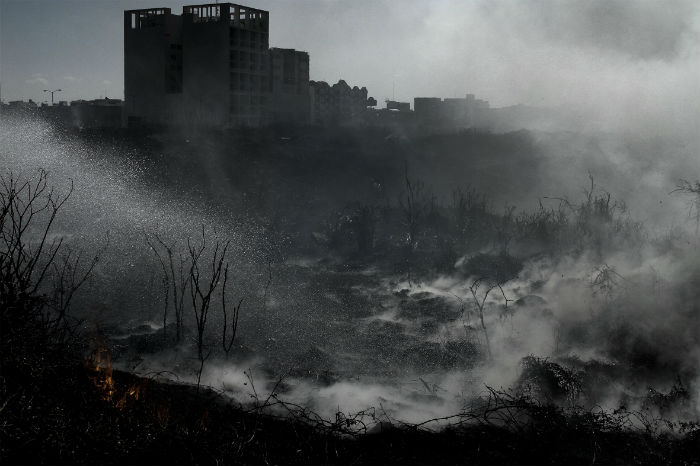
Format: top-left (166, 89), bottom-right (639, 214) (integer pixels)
top-left (309, 81), bottom-right (331, 125)
top-left (269, 48), bottom-right (309, 124)
top-left (70, 98), bottom-right (123, 128)
top-left (124, 3), bottom-right (270, 128)
top-left (123, 7), bottom-right (183, 128)
top-left (3, 98), bottom-right (122, 129)
top-left (414, 94), bottom-right (490, 129)
top-left (184, 3), bottom-right (270, 127)
top-left (413, 97), bottom-right (443, 123)
top-left (6, 99), bottom-right (38, 111)
top-left (38, 101), bottom-right (71, 126)
top-left (385, 100), bottom-right (410, 112)
top-left (1, 100), bottom-right (42, 120)
top-left (309, 80), bottom-right (370, 126)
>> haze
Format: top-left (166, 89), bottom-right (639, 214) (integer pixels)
top-left (2, 0), bottom-right (698, 136)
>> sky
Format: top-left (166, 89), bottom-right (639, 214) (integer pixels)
top-left (1, 0), bottom-right (699, 134)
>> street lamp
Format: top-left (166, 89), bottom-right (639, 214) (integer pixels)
top-left (43, 89), bottom-right (62, 105)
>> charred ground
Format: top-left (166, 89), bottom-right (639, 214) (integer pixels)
top-left (2, 121), bottom-right (699, 464)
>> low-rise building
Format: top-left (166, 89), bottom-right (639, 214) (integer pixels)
top-left (309, 80), bottom-right (370, 126)
top-left (269, 48), bottom-right (310, 125)
top-left (414, 94), bottom-right (490, 128)
top-left (4, 99), bottom-right (38, 113)
top-left (385, 100), bottom-right (410, 112)
top-left (70, 98), bottom-right (123, 128)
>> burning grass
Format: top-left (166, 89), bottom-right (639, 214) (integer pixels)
top-left (3, 341), bottom-right (699, 465)
top-left (2, 168), bottom-right (699, 464)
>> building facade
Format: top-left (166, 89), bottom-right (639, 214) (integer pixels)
top-left (413, 94), bottom-right (490, 128)
top-left (123, 3), bottom-right (376, 129)
top-left (124, 3), bottom-right (270, 128)
top-left (385, 100), bottom-right (410, 112)
top-left (309, 80), bottom-right (369, 126)
top-left (269, 48), bottom-right (310, 124)
top-left (123, 7), bottom-right (183, 128)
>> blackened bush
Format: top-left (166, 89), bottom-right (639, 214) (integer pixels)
top-left (460, 252), bottom-right (523, 283)
top-left (0, 170), bottom-right (98, 463)
top-left (516, 356), bottom-right (584, 406)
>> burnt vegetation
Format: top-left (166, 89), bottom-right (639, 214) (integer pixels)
top-left (1, 125), bottom-right (699, 466)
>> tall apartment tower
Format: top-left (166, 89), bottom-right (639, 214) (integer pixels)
top-left (124, 3), bottom-right (269, 128)
top-left (269, 48), bottom-right (310, 124)
top-left (123, 8), bottom-right (183, 128)
top-left (182, 3), bottom-right (269, 127)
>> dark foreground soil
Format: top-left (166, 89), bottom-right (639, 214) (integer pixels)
top-left (2, 349), bottom-right (698, 466)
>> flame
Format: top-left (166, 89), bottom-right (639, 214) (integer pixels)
top-left (86, 335), bottom-right (115, 401)
top-left (115, 382), bottom-right (144, 409)
top-left (85, 329), bottom-right (149, 412)
top-left (199, 409), bottom-right (209, 431)
top-left (156, 403), bottom-right (171, 428)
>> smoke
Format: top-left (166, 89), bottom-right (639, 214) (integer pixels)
top-left (504, 1), bottom-right (695, 61)
top-left (120, 219), bottom-right (698, 425)
top-left (3, 106), bottom-right (699, 427)
top-left (258, 0), bottom-right (697, 139)
top-left (0, 116), bottom-right (270, 326)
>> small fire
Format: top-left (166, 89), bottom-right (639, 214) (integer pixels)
top-left (199, 409), bottom-right (209, 431)
top-left (86, 330), bottom-right (147, 409)
top-left (156, 403), bottom-right (171, 428)
top-left (115, 382), bottom-right (143, 409)
top-left (86, 334), bottom-right (115, 401)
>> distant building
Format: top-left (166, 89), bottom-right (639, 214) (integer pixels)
top-left (122, 3), bottom-right (386, 129)
top-left (414, 94), bottom-right (490, 128)
top-left (269, 48), bottom-right (310, 124)
top-left (6, 99), bottom-right (38, 110)
top-left (385, 100), bottom-right (410, 112)
top-left (38, 101), bottom-right (71, 126)
top-left (309, 80), bottom-right (370, 126)
top-left (185, 3), bottom-right (270, 128)
top-left (123, 7), bottom-right (183, 128)
top-left (309, 81), bottom-right (331, 125)
top-left (413, 97), bottom-right (443, 122)
top-left (32, 99), bottom-right (123, 128)
top-left (363, 99), bottom-right (414, 129)
top-left (3, 98), bottom-right (122, 129)
top-left (124, 3), bottom-right (271, 128)
top-left (70, 98), bottom-right (123, 128)
top-left (2, 100), bottom-right (42, 119)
